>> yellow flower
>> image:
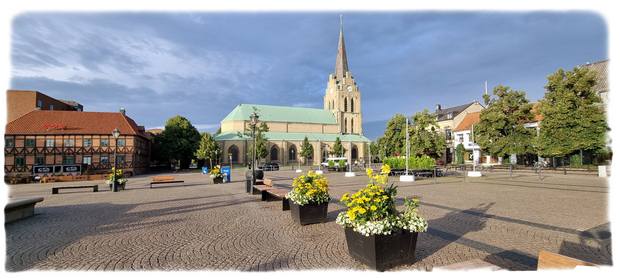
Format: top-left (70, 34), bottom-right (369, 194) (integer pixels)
top-left (340, 193), bottom-right (349, 202)
top-left (381, 164), bottom-right (391, 175)
top-left (370, 205), bottom-right (377, 211)
top-left (366, 168), bottom-right (373, 178)
top-left (358, 207), bottom-right (367, 214)
top-left (347, 210), bottom-right (356, 220)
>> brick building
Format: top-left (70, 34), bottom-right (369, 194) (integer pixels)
top-left (6, 90), bottom-right (83, 122)
top-left (5, 108), bottom-right (150, 180)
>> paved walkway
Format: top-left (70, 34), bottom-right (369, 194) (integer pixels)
top-left (5, 169), bottom-right (612, 271)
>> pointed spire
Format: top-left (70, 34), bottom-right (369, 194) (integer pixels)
top-left (335, 15), bottom-right (349, 80)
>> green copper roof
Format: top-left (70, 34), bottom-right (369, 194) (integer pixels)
top-left (222, 104), bottom-right (337, 124)
top-left (214, 131), bottom-right (370, 142)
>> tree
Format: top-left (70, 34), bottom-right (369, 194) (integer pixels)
top-left (369, 141), bottom-right (381, 163)
top-left (455, 143), bottom-right (465, 165)
top-left (194, 132), bottom-right (220, 168)
top-left (409, 109), bottom-right (446, 159)
top-left (474, 85), bottom-right (535, 158)
top-left (331, 137), bottom-right (346, 157)
top-left (160, 115), bottom-right (201, 169)
top-left (300, 136), bottom-right (314, 165)
top-left (379, 114), bottom-right (407, 156)
top-left (239, 118), bottom-right (270, 164)
top-left (537, 67), bottom-right (608, 161)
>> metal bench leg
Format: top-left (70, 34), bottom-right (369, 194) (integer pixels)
top-left (52, 188), bottom-right (58, 195)
top-left (282, 198), bottom-right (290, 211)
top-left (261, 191), bottom-right (268, 201)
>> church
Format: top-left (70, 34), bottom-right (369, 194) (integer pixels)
top-left (214, 19), bottom-right (370, 166)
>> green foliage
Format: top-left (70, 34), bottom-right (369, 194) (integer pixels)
top-left (474, 85), bottom-right (535, 157)
top-left (328, 160), bottom-right (335, 168)
top-left (455, 143), bottom-right (465, 164)
top-left (300, 136), bottom-right (314, 164)
top-left (409, 109), bottom-right (446, 159)
top-left (331, 137), bottom-right (345, 157)
top-left (570, 154), bottom-right (582, 167)
top-left (537, 67), bottom-right (608, 158)
top-left (378, 114), bottom-right (406, 157)
top-left (160, 115), bottom-right (201, 168)
top-left (381, 155), bottom-right (435, 170)
top-left (239, 112), bottom-right (270, 163)
top-left (338, 159), bottom-right (346, 169)
top-left (369, 141), bottom-right (380, 162)
top-left (194, 132), bottom-right (220, 167)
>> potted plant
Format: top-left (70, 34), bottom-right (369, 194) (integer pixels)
top-left (338, 159), bottom-right (346, 172)
top-left (209, 165), bottom-right (224, 184)
top-left (336, 164), bottom-right (428, 271)
top-left (105, 167), bottom-right (127, 191)
top-left (285, 171), bottom-right (330, 225)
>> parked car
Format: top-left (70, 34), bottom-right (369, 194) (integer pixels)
top-left (320, 157), bottom-right (349, 167)
top-left (259, 162), bottom-right (280, 171)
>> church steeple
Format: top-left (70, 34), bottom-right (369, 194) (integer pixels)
top-left (334, 15), bottom-right (349, 80)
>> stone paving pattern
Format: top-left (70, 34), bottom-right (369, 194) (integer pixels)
top-left (5, 168), bottom-right (612, 271)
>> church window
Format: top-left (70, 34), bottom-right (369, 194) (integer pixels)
top-left (350, 98), bottom-right (354, 113)
top-left (351, 118), bottom-right (354, 134)
top-left (343, 118), bottom-right (347, 133)
top-left (344, 99), bottom-right (348, 112)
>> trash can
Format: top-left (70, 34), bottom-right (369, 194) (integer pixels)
top-left (202, 166), bottom-right (209, 175)
top-left (245, 170), bottom-right (253, 193)
top-left (221, 166), bottom-right (231, 183)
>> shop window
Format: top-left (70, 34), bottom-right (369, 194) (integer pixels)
top-left (62, 155), bottom-right (75, 165)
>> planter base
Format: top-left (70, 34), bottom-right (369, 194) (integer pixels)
top-left (290, 202), bottom-right (328, 225)
top-left (345, 172), bottom-right (356, 177)
top-left (399, 175), bottom-right (415, 182)
top-left (344, 228), bottom-right (419, 271)
top-left (315, 170), bottom-right (324, 175)
top-left (467, 171), bottom-right (482, 177)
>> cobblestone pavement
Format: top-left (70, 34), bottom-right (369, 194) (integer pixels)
top-left (5, 168), bottom-right (612, 271)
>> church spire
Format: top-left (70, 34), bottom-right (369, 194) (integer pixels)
top-left (334, 15), bottom-right (349, 80)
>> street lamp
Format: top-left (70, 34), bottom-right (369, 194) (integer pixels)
top-left (249, 111), bottom-right (259, 193)
top-left (112, 128), bottom-right (121, 192)
top-left (399, 118), bottom-right (414, 182)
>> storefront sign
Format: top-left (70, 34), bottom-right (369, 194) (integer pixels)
top-left (33, 166), bottom-right (53, 174)
top-left (62, 165), bottom-right (81, 173)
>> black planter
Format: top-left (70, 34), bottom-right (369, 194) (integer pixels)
top-left (213, 177), bottom-right (224, 184)
top-left (289, 202), bottom-right (328, 225)
top-left (344, 227), bottom-right (419, 271)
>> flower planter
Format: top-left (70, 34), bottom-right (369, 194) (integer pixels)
top-left (344, 227), bottom-right (419, 271)
top-left (289, 202), bottom-right (328, 225)
top-left (213, 177), bottom-right (224, 184)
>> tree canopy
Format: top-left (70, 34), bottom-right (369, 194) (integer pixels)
top-left (194, 132), bottom-right (220, 167)
top-left (409, 109), bottom-right (446, 159)
top-left (160, 115), bottom-right (201, 168)
top-left (300, 136), bottom-right (314, 164)
top-left (331, 137), bottom-right (346, 157)
top-left (378, 114), bottom-right (406, 157)
top-left (537, 67), bottom-right (608, 157)
top-left (474, 85), bottom-right (535, 157)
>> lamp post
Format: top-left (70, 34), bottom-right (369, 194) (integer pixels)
top-left (112, 128), bottom-right (120, 192)
top-left (399, 118), bottom-right (414, 182)
top-left (249, 111), bottom-right (259, 192)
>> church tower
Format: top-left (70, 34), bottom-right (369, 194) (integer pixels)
top-left (324, 16), bottom-right (363, 135)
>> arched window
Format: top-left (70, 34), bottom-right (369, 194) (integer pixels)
top-left (344, 118), bottom-right (347, 133)
top-left (344, 98), bottom-right (348, 112)
top-left (288, 145), bottom-right (297, 162)
top-left (351, 145), bottom-right (358, 160)
top-left (350, 98), bottom-right (354, 113)
top-left (351, 118), bottom-right (354, 134)
top-left (228, 145), bottom-right (239, 163)
top-left (270, 145), bottom-right (279, 162)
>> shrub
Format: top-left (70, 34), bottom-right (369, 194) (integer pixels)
top-left (285, 171), bottom-right (330, 206)
top-left (381, 155), bottom-right (435, 170)
top-left (338, 159), bottom-right (346, 169)
top-left (328, 160), bottom-right (335, 168)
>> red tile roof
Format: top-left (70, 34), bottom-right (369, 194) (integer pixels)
top-left (454, 112), bottom-right (481, 132)
top-left (5, 110), bottom-right (147, 137)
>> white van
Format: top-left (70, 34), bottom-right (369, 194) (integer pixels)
top-left (321, 157), bottom-right (349, 167)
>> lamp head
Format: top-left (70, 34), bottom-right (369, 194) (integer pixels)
top-left (112, 128), bottom-right (121, 139)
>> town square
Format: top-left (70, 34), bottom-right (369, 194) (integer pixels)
top-left (1, 2), bottom-right (617, 274)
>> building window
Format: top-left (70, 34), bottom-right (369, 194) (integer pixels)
top-left (37, 100), bottom-right (43, 108)
top-left (457, 134), bottom-right (464, 143)
top-left (344, 99), bottom-right (348, 112)
top-left (5, 138), bottom-right (14, 148)
top-left (116, 155), bottom-right (126, 164)
top-left (447, 112), bottom-right (453, 119)
top-left (83, 138), bottom-right (92, 147)
top-left (64, 139), bottom-right (74, 147)
top-left (117, 139), bottom-right (126, 147)
top-left (350, 98), bottom-right (354, 113)
top-left (62, 155), bottom-right (75, 165)
top-left (83, 156), bottom-right (92, 165)
top-left (49, 104), bottom-right (54, 110)
top-left (445, 128), bottom-right (452, 140)
top-left (100, 155), bottom-right (109, 164)
top-left (101, 139), bottom-right (109, 147)
top-left (45, 139), bottom-right (55, 147)
top-left (35, 155), bottom-right (45, 165)
top-left (15, 156), bottom-right (25, 167)
top-left (25, 138), bottom-right (36, 147)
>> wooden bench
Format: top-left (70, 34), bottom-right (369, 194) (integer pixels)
top-left (52, 185), bottom-right (98, 194)
top-left (150, 176), bottom-right (184, 188)
top-left (537, 250), bottom-right (597, 270)
top-left (5, 197), bottom-right (44, 223)
top-left (252, 179), bottom-right (290, 210)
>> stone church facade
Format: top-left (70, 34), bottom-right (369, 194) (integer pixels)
top-left (214, 19), bottom-right (370, 166)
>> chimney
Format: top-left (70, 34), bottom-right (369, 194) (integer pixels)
top-left (436, 104), bottom-right (441, 111)
top-left (119, 107), bottom-right (126, 116)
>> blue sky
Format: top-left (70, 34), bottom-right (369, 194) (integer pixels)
top-left (10, 12), bottom-right (607, 139)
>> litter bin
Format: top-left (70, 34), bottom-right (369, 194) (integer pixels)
top-left (221, 166), bottom-right (231, 183)
top-left (245, 169), bottom-right (253, 193)
top-left (202, 166), bottom-right (209, 175)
